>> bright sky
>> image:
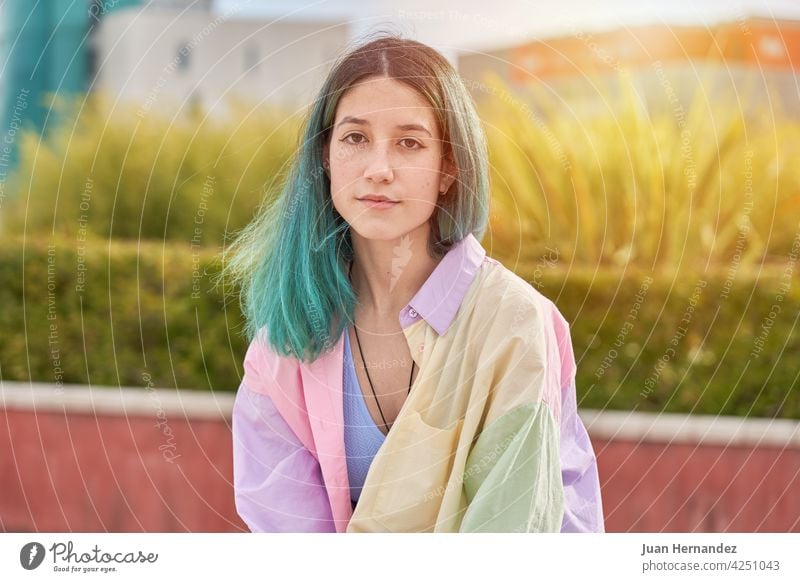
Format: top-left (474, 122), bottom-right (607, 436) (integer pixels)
top-left (214, 0), bottom-right (800, 63)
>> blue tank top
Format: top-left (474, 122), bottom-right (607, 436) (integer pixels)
top-left (342, 330), bottom-right (386, 508)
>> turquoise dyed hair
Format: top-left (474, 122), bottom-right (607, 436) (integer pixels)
top-left (221, 33), bottom-right (490, 363)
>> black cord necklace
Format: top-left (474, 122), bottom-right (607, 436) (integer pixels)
top-left (348, 260), bottom-right (414, 433)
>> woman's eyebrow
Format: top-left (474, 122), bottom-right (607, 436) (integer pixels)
top-left (336, 116), bottom-right (368, 128)
top-left (335, 116), bottom-right (432, 137)
top-left (396, 123), bottom-right (432, 137)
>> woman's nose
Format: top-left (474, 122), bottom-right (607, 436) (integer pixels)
top-left (363, 139), bottom-right (394, 183)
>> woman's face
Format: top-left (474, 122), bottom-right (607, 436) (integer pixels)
top-left (325, 75), bottom-right (456, 242)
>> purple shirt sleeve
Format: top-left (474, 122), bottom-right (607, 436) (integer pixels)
top-left (232, 383), bottom-right (336, 532)
top-left (559, 375), bottom-right (605, 532)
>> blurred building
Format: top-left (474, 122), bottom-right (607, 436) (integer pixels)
top-left (90, 1), bottom-right (349, 115)
top-left (458, 18), bottom-right (800, 118)
top-left (0, 0), bottom-right (91, 175)
top-left (0, 0), bottom-right (349, 176)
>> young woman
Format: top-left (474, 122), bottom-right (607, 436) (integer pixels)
top-left (224, 34), bottom-right (604, 533)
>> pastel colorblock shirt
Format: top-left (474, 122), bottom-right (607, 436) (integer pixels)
top-left (232, 233), bottom-right (605, 532)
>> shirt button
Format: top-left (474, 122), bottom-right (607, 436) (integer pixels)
top-left (409, 308), bottom-right (418, 318)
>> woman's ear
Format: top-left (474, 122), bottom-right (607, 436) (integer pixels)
top-left (439, 153), bottom-right (457, 195)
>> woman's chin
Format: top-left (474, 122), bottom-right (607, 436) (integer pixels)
top-left (346, 212), bottom-right (433, 243)
top-left (349, 224), bottom-right (407, 241)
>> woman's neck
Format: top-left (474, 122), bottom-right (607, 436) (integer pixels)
top-left (350, 225), bottom-right (441, 320)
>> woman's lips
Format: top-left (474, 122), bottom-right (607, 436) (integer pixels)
top-left (359, 198), bottom-right (400, 210)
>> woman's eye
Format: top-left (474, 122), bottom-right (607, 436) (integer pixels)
top-left (399, 138), bottom-right (422, 150)
top-left (341, 133), bottom-right (366, 145)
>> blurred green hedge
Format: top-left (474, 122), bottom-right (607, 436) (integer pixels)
top-left (0, 236), bottom-right (246, 392)
top-left (520, 262), bottom-right (799, 419)
top-left (1, 236), bottom-right (797, 419)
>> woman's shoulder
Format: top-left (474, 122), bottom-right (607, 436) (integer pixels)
top-left (472, 256), bottom-right (567, 328)
top-left (242, 327), bottom-right (304, 395)
top-left (470, 256), bottom-right (576, 388)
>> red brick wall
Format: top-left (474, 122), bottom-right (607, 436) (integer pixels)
top-left (596, 439), bottom-right (800, 532)
top-left (1, 403), bottom-right (798, 532)
top-left (0, 408), bottom-right (246, 532)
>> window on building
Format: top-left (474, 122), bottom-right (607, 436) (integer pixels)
top-left (176, 41), bottom-right (191, 72)
top-left (244, 43), bottom-right (259, 74)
